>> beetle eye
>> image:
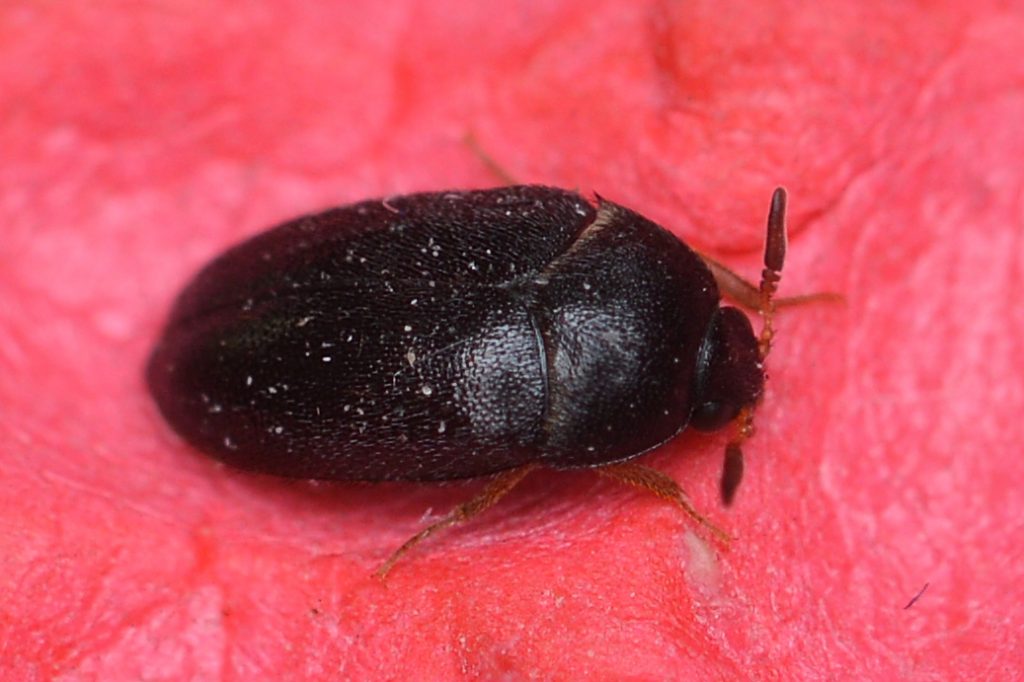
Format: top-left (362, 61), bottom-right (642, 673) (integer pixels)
top-left (691, 400), bottom-right (737, 431)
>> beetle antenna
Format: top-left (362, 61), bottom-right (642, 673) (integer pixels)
top-left (758, 187), bottom-right (787, 361)
top-left (721, 187), bottom-right (787, 506)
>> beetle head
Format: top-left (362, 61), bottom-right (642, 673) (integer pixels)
top-left (690, 307), bottom-right (764, 432)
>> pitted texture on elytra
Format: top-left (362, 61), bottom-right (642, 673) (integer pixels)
top-left (148, 186), bottom-right (728, 481)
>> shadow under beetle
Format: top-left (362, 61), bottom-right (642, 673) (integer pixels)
top-left (147, 184), bottom-right (793, 576)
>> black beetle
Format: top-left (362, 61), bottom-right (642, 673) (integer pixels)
top-left (147, 185), bottom-right (789, 575)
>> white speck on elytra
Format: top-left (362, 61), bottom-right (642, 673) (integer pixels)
top-left (223, 437), bottom-right (237, 450)
top-left (438, 421), bottom-right (446, 433)
top-left (421, 384), bottom-right (433, 396)
top-left (245, 376), bottom-right (253, 387)
top-left (403, 325), bottom-right (412, 332)
top-left (322, 356), bottom-right (332, 362)
top-left (406, 350), bottom-right (416, 366)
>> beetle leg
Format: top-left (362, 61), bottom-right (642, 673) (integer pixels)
top-left (597, 462), bottom-right (731, 544)
top-left (699, 253), bottom-right (765, 311)
top-left (701, 254), bottom-right (841, 310)
top-left (463, 132), bottom-right (519, 185)
top-left (375, 464), bottom-right (539, 578)
top-left (702, 258), bottom-right (825, 309)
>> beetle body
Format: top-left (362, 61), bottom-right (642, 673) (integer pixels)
top-left (147, 186), bottom-right (763, 482)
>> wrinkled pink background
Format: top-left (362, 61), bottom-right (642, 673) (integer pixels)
top-left (2, 2), bottom-right (1022, 680)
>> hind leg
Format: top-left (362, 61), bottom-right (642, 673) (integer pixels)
top-left (375, 464), bottom-right (538, 578)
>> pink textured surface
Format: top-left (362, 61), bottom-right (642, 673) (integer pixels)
top-left (2, 2), bottom-right (1022, 679)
